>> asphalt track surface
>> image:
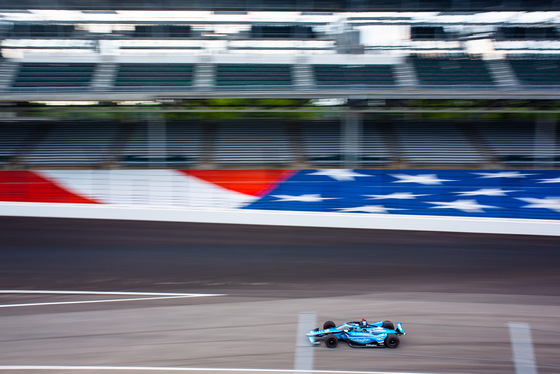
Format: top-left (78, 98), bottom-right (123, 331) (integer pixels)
top-left (0, 216), bottom-right (559, 374)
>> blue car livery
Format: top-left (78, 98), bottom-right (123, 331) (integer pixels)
top-left (306, 319), bottom-right (406, 348)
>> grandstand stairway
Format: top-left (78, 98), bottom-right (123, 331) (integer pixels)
top-left (284, 120), bottom-right (308, 167)
top-left (292, 63), bottom-right (315, 88)
top-left (165, 121), bottom-right (204, 167)
top-left (485, 59), bottom-right (520, 87)
top-left (374, 121), bottom-right (407, 168)
top-left (90, 62), bottom-right (118, 91)
top-left (0, 122), bottom-right (38, 168)
top-left (456, 122), bottom-right (502, 168)
top-left (9, 122), bottom-right (54, 168)
top-left (0, 60), bottom-right (19, 90)
top-left (193, 63), bottom-right (216, 89)
top-left (301, 120), bottom-right (342, 166)
top-left (102, 122), bottom-right (136, 168)
top-left (533, 118), bottom-right (558, 166)
top-left (393, 60), bottom-right (419, 87)
top-left (197, 121), bottom-right (219, 168)
top-left (361, 121), bottom-right (392, 167)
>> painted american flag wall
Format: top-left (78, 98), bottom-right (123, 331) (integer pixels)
top-left (0, 169), bottom-right (559, 220)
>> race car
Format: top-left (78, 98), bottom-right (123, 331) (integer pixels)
top-left (306, 319), bottom-right (405, 348)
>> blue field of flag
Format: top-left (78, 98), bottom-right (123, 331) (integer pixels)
top-left (244, 169), bottom-right (560, 220)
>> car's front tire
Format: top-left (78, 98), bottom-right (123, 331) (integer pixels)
top-left (325, 335), bottom-right (338, 348)
top-left (323, 321), bottom-right (336, 329)
top-left (384, 334), bottom-right (399, 348)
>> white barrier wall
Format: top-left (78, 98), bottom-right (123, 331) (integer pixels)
top-left (1, 202), bottom-right (559, 236)
top-left (1, 169), bottom-right (559, 236)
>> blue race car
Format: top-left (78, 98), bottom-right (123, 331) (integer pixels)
top-left (306, 319), bottom-right (405, 348)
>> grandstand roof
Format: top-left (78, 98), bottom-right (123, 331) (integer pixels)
top-left (0, 0), bottom-right (558, 12)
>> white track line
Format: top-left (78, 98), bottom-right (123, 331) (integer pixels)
top-left (0, 290), bottom-right (225, 308)
top-left (0, 290), bottom-right (224, 296)
top-left (0, 295), bottom-right (213, 308)
top-left (509, 322), bottom-right (537, 374)
top-left (0, 366), bottom-right (443, 374)
top-left (294, 312), bottom-right (317, 373)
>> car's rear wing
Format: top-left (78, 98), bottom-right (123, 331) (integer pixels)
top-left (396, 322), bottom-right (406, 335)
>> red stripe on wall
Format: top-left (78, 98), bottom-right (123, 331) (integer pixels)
top-left (181, 169), bottom-right (293, 197)
top-left (0, 171), bottom-right (100, 204)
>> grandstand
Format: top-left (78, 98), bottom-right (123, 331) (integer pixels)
top-left (0, 10), bottom-right (560, 99)
top-left (1, 118), bottom-right (557, 169)
top-left (0, 6), bottom-right (558, 169)
top-left (1, 55), bottom-right (559, 99)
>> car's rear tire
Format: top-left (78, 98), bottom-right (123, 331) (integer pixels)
top-left (323, 321), bottom-right (336, 329)
top-left (384, 334), bottom-right (399, 348)
top-left (382, 321), bottom-right (395, 330)
top-left (325, 335), bottom-right (338, 348)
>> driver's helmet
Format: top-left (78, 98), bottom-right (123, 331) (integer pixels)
top-left (360, 318), bottom-right (367, 327)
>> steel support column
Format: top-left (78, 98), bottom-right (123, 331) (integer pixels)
top-left (342, 111), bottom-right (362, 168)
top-left (148, 114), bottom-right (166, 168)
top-left (533, 116), bottom-right (557, 168)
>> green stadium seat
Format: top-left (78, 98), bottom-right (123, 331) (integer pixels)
top-left (412, 56), bottom-right (494, 86)
top-left (12, 63), bottom-right (96, 90)
top-left (509, 59), bottom-right (560, 85)
top-left (215, 64), bottom-right (292, 86)
top-left (114, 63), bottom-right (194, 89)
top-left (313, 65), bottom-right (395, 86)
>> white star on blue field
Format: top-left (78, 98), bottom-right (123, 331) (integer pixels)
top-left (243, 169), bottom-right (560, 220)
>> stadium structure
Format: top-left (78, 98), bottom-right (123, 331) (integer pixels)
top-left (0, 1), bottom-right (558, 171)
